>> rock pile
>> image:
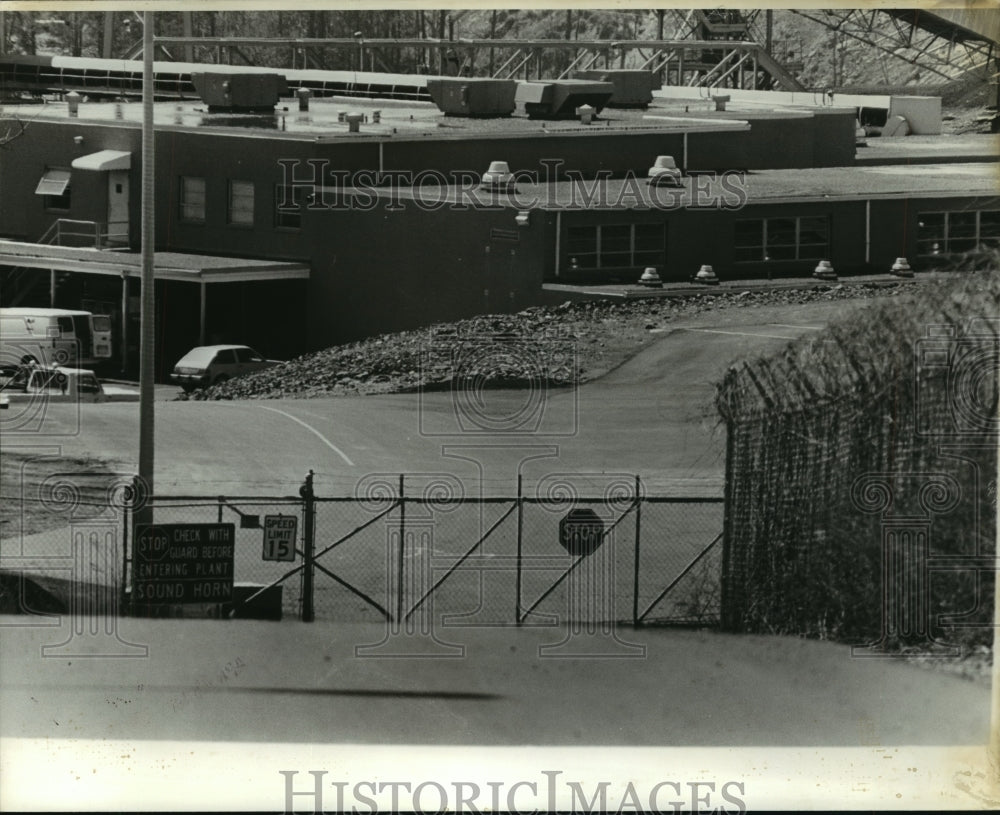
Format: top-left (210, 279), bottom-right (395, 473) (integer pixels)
top-left (184, 282), bottom-right (904, 401)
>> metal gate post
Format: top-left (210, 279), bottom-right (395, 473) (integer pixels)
top-left (300, 470), bottom-right (316, 622)
top-left (515, 473), bottom-right (523, 626)
top-left (396, 474), bottom-right (405, 622)
top-left (121, 480), bottom-right (132, 614)
top-left (632, 474), bottom-right (641, 627)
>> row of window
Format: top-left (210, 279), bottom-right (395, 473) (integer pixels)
top-left (566, 217), bottom-right (833, 270)
top-left (565, 210), bottom-right (1000, 270)
top-left (32, 171), bottom-right (1000, 261)
top-left (179, 177), bottom-right (303, 229)
top-left (566, 223), bottom-right (664, 270)
top-left (734, 216), bottom-right (829, 263)
top-left (916, 210), bottom-right (1000, 255)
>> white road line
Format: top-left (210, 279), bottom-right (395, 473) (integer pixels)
top-left (682, 327), bottom-right (797, 341)
top-left (258, 406), bottom-right (355, 466)
top-left (769, 323), bottom-right (824, 330)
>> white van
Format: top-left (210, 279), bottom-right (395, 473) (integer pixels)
top-left (0, 308), bottom-right (112, 373)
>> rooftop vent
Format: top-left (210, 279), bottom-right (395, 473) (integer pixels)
top-left (480, 161), bottom-right (516, 193)
top-left (426, 78), bottom-right (517, 118)
top-left (514, 80), bottom-right (613, 120)
top-left (646, 155), bottom-right (683, 186)
top-left (573, 70), bottom-right (656, 109)
top-left (191, 72), bottom-right (289, 113)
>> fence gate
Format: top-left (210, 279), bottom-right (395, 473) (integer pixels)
top-left (122, 473), bottom-right (723, 627)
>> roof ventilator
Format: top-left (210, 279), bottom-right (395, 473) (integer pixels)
top-left (647, 155), bottom-right (683, 186)
top-left (480, 161), bottom-right (517, 193)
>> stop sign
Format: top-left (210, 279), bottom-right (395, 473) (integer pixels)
top-left (558, 508), bottom-right (605, 557)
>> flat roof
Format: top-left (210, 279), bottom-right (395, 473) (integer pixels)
top-left (0, 242), bottom-right (310, 282)
top-left (3, 96), bottom-right (818, 141)
top-left (855, 134), bottom-right (1000, 165)
top-left (330, 162), bottom-right (1000, 210)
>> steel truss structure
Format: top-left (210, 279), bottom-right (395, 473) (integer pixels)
top-left (791, 8), bottom-right (998, 82)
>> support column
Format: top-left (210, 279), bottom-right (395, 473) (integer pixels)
top-left (199, 281), bottom-right (207, 346)
top-left (49, 269), bottom-right (56, 307)
top-left (103, 11), bottom-right (114, 59)
top-left (120, 271), bottom-right (129, 374)
top-left (182, 11), bottom-right (193, 63)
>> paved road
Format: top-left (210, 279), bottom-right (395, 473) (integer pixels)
top-left (3, 304), bottom-right (842, 497)
top-left (0, 619), bottom-right (988, 747)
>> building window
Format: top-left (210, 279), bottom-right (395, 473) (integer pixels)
top-left (734, 216), bottom-right (830, 262)
top-left (566, 223), bottom-right (665, 270)
top-left (35, 168), bottom-right (72, 211)
top-left (179, 176), bottom-right (206, 223)
top-left (917, 210), bottom-right (1000, 256)
top-left (274, 185), bottom-right (304, 230)
top-left (228, 180), bottom-right (254, 226)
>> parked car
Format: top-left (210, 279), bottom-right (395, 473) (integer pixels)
top-left (170, 345), bottom-right (277, 392)
top-left (0, 364), bottom-right (108, 403)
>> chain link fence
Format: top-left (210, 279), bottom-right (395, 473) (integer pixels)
top-left (716, 266), bottom-right (998, 652)
top-left (112, 476), bottom-right (722, 628)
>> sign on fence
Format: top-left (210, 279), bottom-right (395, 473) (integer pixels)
top-left (558, 508), bottom-right (605, 557)
top-left (133, 523), bottom-right (235, 604)
top-left (262, 514), bottom-right (297, 562)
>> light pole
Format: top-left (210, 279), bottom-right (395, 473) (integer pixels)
top-left (353, 31), bottom-right (363, 73)
top-left (137, 10), bottom-right (155, 518)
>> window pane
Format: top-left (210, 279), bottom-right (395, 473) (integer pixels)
top-left (798, 217), bottom-right (828, 245)
top-left (979, 211), bottom-right (1000, 240)
top-left (600, 224), bottom-right (631, 253)
top-left (599, 251), bottom-right (632, 268)
top-left (766, 218), bottom-right (796, 247)
top-left (181, 177), bottom-right (206, 222)
top-left (797, 245), bottom-right (827, 260)
top-left (767, 244), bottom-right (797, 260)
top-left (948, 211), bottom-right (977, 239)
top-left (229, 181), bottom-right (254, 225)
top-left (735, 246), bottom-right (763, 262)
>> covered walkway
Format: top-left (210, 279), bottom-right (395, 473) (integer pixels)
top-left (0, 240), bottom-right (309, 346)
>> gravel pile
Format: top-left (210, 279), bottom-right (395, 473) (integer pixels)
top-left (183, 282), bottom-right (906, 401)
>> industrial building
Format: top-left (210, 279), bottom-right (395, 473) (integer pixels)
top-left (1, 52), bottom-right (998, 377)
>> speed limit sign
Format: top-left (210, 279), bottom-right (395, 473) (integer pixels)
top-left (262, 515), bottom-right (297, 562)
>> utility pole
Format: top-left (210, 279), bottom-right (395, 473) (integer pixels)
top-left (137, 11), bottom-right (155, 523)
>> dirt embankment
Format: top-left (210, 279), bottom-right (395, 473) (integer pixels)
top-left (188, 283), bottom-right (909, 402)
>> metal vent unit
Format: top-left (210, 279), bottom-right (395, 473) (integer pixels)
top-left (514, 80), bottom-right (614, 120)
top-left (573, 70), bottom-right (656, 109)
top-left (190, 72), bottom-right (289, 113)
top-left (426, 78), bottom-right (517, 117)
